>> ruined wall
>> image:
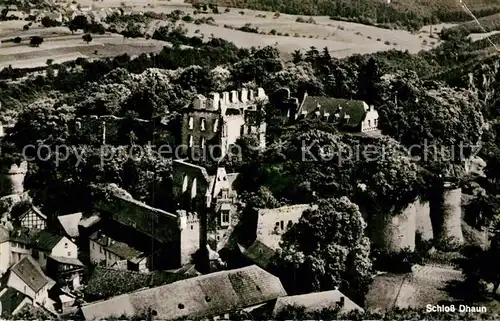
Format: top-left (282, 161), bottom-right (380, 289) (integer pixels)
top-left (75, 115), bottom-right (152, 145)
top-left (414, 199), bottom-right (433, 242)
top-left (178, 210), bottom-right (201, 265)
top-left (440, 187), bottom-right (464, 246)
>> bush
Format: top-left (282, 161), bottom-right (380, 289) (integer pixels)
top-left (239, 11), bottom-right (244, 15)
top-left (13, 37), bottom-right (21, 43)
top-left (384, 40), bottom-right (391, 45)
top-left (224, 8), bottom-right (230, 13)
top-left (23, 25), bottom-right (29, 30)
top-left (296, 16), bottom-right (305, 22)
top-left (182, 15), bottom-right (193, 22)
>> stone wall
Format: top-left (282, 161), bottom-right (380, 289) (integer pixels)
top-left (75, 115), bottom-right (152, 145)
top-left (178, 210), bottom-right (201, 265)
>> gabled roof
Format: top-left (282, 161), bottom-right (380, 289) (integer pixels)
top-left (298, 94), bottom-right (368, 128)
top-left (78, 215), bottom-right (101, 229)
top-left (19, 206), bottom-right (47, 221)
top-left (238, 240), bottom-right (275, 269)
top-left (80, 265), bottom-right (287, 320)
top-left (48, 255), bottom-right (84, 267)
top-left (31, 230), bottom-right (64, 252)
top-left (106, 239), bottom-right (144, 261)
top-left (0, 287), bottom-right (30, 315)
top-left (57, 212), bottom-right (82, 238)
top-left (10, 257), bottom-right (48, 293)
top-left (272, 290), bottom-right (364, 317)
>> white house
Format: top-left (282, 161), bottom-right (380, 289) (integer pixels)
top-left (6, 256), bottom-right (55, 306)
top-left (360, 105), bottom-right (379, 132)
top-left (30, 230), bottom-right (78, 271)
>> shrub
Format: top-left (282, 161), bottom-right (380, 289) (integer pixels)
top-left (376, 38), bottom-right (381, 41)
top-left (23, 25), bottom-right (29, 30)
top-left (296, 17), bottom-right (305, 22)
top-left (239, 11), bottom-right (244, 15)
top-left (269, 29), bottom-right (277, 35)
top-left (224, 8), bottom-right (230, 13)
top-left (182, 15), bottom-right (193, 22)
top-left (307, 17), bottom-right (316, 24)
top-left (274, 11), bottom-right (280, 18)
top-left (13, 37), bottom-right (21, 43)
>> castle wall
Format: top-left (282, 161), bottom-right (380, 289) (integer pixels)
top-left (377, 207), bottom-right (417, 253)
top-left (223, 114), bottom-right (245, 149)
top-left (178, 211), bottom-right (201, 265)
top-left (172, 161), bottom-right (211, 209)
top-left (414, 199), bottom-right (433, 242)
top-left (180, 110), bottom-right (221, 157)
top-left (440, 187), bottom-right (464, 245)
top-left (75, 115), bottom-right (152, 145)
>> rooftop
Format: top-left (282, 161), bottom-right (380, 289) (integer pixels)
top-left (57, 212), bottom-right (82, 238)
top-left (10, 257), bottom-right (48, 293)
top-left (238, 240), bottom-right (276, 269)
top-left (80, 265), bottom-right (287, 320)
top-left (0, 287), bottom-right (29, 316)
top-left (31, 230), bottom-right (64, 252)
top-left (272, 290), bottom-right (364, 317)
top-left (78, 215), bottom-right (101, 229)
top-left (106, 239), bottom-right (145, 261)
top-left (298, 94), bottom-right (368, 128)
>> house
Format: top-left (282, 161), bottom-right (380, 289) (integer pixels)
top-left (30, 230), bottom-right (79, 271)
top-left (237, 240), bottom-right (275, 270)
top-left (271, 289), bottom-right (364, 317)
top-left (295, 92), bottom-right (379, 133)
top-left (181, 88), bottom-right (267, 159)
top-left (9, 228), bottom-right (35, 267)
top-left (79, 265), bottom-right (287, 320)
top-left (57, 212), bottom-right (82, 240)
top-left (13, 205), bottom-right (46, 231)
top-left (0, 287), bottom-right (32, 316)
top-left (6, 256), bottom-right (55, 306)
top-left (46, 256), bottom-right (83, 290)
top-left (89, 232), bottom-right (150, 273)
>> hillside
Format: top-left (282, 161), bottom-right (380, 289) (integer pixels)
top-left (442, 12), bottom-right (500, 37)
top-left (186, 0), bottom-right (500, 30)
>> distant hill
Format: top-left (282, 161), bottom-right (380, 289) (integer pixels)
top-left (186, 0), bottom-right (500, 30)
top-left (441, 12), bottom-right (500, 38)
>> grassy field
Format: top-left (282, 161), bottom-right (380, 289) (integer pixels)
top-left (0, 23), bottom-right (169, 69)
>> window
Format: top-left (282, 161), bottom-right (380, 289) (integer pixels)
top-left (92, 243), bottom-right (95, 250)
top-left (200, 137), bottom-right (206, 149)
top-left (200, 118), bottom-right (206, 131)
top-left (188, 117), bottom-right (194, 130)
top-left (188, 135), bottom-right (193, 148)
top-left (191, 225), bottom-right (193, 230)
top-left (100, 247), bottom-right (103, 254)
top-left (221, 190), bottom-right (228, 199)
top-left (33, 250), bottom-right (39, 259)
top-left (368, 119), bottom-right (371, 127)
top-left (222, 211), bottom-right (230, 224)
top-left (24, 286), bottom-right (26, 293)
top-left (108, 252), bottom-right (112, 259)
top-left (280, 221), bottom-right (284, 230)
top-left (64, 243), bottom-right (68, 249)
top-left (213, 119), bottom-right (219, 132)
top-left (67, 252), bottom-right (71, 257)
top-left (374, 118), bottom-right (378, 127)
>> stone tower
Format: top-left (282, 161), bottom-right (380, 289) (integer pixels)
top-left (0, 161), bottom-right (27, 197)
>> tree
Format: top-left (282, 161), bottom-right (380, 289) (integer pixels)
top-left (29, 36), bottom-right (43, 47)
top-left (23, 24), bottom-right (29, 31)
top-left (46, 59), bottom-right (53, 66)
top-left (82, 33), bottom-right (92, 43)
top-left (69, 15), bottom-right (88, 32)
top-left (277, 197), bottom-right (373, 303)
top-left (41, 16), bottom-right (58, 27)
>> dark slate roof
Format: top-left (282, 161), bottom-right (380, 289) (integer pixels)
top-left (272, 290), bottom-right (364, 317)
top-left (31, 230), bottom-right (63, 251)
top-left (238, 240), bottom-right (276, 269)
top-left (298, 95), bottom-right (367, 128)
top-left (10, 257), bottom-right (48, 293)
top-left (80, 265), bottom-right (287, 320)
top-left (84, 267), bottom-right (188, 301)
top-left (0, 287), bottom-right (29, 315)
top-left (106, 240), bottom-right (144, 260)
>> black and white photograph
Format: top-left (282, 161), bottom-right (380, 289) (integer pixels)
top-left (0, 0), bottom-right (499, 319)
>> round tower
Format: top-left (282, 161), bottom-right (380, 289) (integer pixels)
top-left (0, 161), bottom-right (27, 197)
top-left (439, 181), bottom-right (464, 247)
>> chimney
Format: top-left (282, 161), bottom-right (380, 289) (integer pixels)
top-left (240, 88), bottom-right (248, 103)
top-left (249, 89), bottom-right (255, 101)
top-left (230, 90), bottom-right (239, 104)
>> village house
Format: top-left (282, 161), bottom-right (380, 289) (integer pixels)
top-left (30, 230), bottom-right (80, 272)
top-left (12, 205), bottom-right (47, 231)
top-left (89, 231), bottom-right (150, 273)
top-left (180, 88), bottom-right (267, 159)
top-left (57, 212), bottom-right (82, 241)
top-left (8, 228), bottom-right (35, 268)
top-left (0, 287), bottom-right (32, 316)
top-left (46, 256), bottom-right (83, 290)
top-left (271, 289), bottom-right (364, 317)
top-left (295, 92), bottom-right (379, 133)
top-left (5, 256), bottom-right (55, 306)
top-left (78, 265), bottom-right (287, 320)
